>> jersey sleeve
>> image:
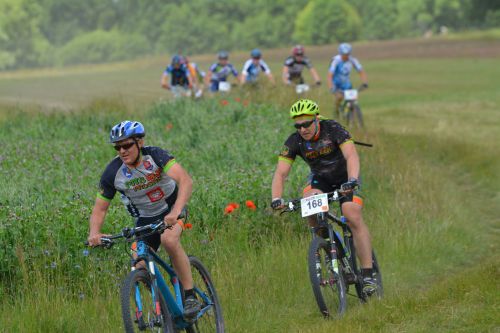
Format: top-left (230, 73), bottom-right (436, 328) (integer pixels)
top-left (328, 58), bottom-right (340, 74)
top-left (304, 57), bottom-right (313, 68)
top-left (163, 66), bottom-right (171, 75)
top-left (229, 64), bottom-right (238, 76)
top-left (351, 57), bottom-right (363, 72)
top-left (242, 60), bottom-right (252, 75)
top-left (97, 161), bottom-right (119, 202)
top-left (209, 63), bottom-right (218, 73)
top-left (330, 122), bottom-right (353, 146)
top-left (145, 146), bottom-right (177, 172)
top-left (260, 60), bottom-right (271, 74)
top-left (284, 57), bottom-right (294, 66)
top-left (278, 134), bottom-right (299, 164)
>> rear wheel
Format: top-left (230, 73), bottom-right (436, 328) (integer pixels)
top-left (121, 269), bottom-right (174, 332)
top-left (308, 236), bottom-right (347, 317)
top-left (185, 256), bottom-right (224, 333)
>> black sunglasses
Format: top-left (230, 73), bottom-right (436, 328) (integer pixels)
top-left (294, 119), bottom-right (315, 129)
top-left (113, 141), bottom-right (135, 151)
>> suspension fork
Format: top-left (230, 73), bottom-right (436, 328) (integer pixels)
top-left (317, 213), bottom-right (340, 276)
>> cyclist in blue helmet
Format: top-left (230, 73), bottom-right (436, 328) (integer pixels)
top-left (88, 120), bottom-right (201, 319)
top-left (205, 51), bottom-right (239, 92)
top-left (161, 55), bottom-right (193, 98)
top-left (328, 43), bottom-right (369, 118)
top-left (240, 48), bottom-right (275, 85)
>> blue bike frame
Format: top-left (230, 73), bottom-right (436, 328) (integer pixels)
top-left (134, 241), bottom-right (214, 330)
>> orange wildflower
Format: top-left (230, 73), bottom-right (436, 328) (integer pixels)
top-left (224, 205), bottom-right (234, 214)
top-left (245, 200), bottom-right (257, 210)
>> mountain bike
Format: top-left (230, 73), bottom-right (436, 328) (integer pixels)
top-left (340, 85), bottom-right (366, 128)
top-left (86, 217), bottom-right (224, 332)
top-left (280, 189), bottom-right (383, 318)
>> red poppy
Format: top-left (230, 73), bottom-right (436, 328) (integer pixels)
top-left (224, 205), bottom-right (234, 214)
top-left (243, 100), bottom-right (249, 106)
top-left (229, 202), bottom-right (240, 209)
top-left (245, 200), bottom-right (256, 210)
top-left (185, 223), bottom-right (193, 229)
top-left (234, 97), bottom-right (241, 102)
top-left (220, 99), bottom-right (229, 106)
top-left (165, 123), bottom-right (173, 131)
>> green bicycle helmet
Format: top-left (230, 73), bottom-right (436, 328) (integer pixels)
top-left (289, 99), bottom-right (319, 118)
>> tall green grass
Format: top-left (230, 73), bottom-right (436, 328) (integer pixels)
top-left (0, 55), bottom-right (499, 332)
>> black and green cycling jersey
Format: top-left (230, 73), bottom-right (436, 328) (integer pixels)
top-left (279, 119), bottom-right (353, 182)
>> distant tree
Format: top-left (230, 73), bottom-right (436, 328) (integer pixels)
top-left (293, 0), bottom-right (362, 45)
top-left (0, 0), bottom-right (51, 69)
top-left (351, 0), bottom-right (398, 40)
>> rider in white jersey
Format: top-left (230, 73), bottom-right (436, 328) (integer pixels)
top-left (327, 43), bottom-right (368, 118)
top-left (240, 48), bottom-right (275, 85)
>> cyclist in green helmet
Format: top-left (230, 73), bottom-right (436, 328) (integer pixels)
top-left (271, 99), bottom-right (378, 296)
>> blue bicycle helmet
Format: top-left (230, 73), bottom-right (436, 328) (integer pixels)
top-left (250, 48), bottom-right (262, 58)
top-left (218, 51), bottom-right (229, 59)
top-left (109, 121), bottom-right (145, 143)
top-left (171, 55), bottom-right (182, 65)
top-left (338, 43), bottom-right (352, 55)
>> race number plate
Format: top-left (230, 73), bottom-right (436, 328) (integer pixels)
top-left (218, 81), bottom-right (231, 92)
top-left (295, 84), bottom-right (310, 94)
top-left (300, 193), bottom-right (329, 217)
top-left (344, 89), bottom-right (358, 100)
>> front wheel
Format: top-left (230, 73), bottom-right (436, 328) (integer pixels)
top-left (308, 237), bottom-right (347, 317)
top-left (185, 256), bottom-right (224, 333)
top-left (120, 269), bottom-right (175, 333)
top-left (352, 104), bottom-right (365, 128)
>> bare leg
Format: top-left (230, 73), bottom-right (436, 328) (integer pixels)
top-left (161, 224), bottom-right (193, 289)
top-left (342, 202), bottom-right (372, 268)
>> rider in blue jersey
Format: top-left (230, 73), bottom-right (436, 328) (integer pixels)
top-left (161, 55), bottom-right (193, 98)
top-left (240, 48), bottom-right (275, 85)
top-left (327, 43), bottom-right (368, 118)
top-left (205, 51), bottom-right (239, 92)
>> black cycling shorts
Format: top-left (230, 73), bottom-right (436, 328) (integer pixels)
top-left (303, 174), bottom-right (363, 206)
top-left (134, 186), bottom-right (178, 251)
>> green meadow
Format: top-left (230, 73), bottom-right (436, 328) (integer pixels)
top-left (0, 38), bottom-right (499, 332)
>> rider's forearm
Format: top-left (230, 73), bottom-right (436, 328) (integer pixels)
top-left (310, 68), bottom-right (321, 82)
top-left (89, 207), bottom-right (106, 235)
top-left (171, 176), bottom-right (193, 216)
top-left (271, 172), bottom-right (286, 199)
top-left (345, 154), bottom-right (360, 180)
top-left (360, 70), bottom-right (368, 84)
top-left (327, 72), bottom-right (333, 89)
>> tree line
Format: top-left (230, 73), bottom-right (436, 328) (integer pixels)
top-left (1, 0), bottom-right (499, 70)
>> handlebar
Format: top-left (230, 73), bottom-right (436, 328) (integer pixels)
top-left (85, 210), bottom-right (187, 248)
top-left (279, 189), bottom-right (352, 215)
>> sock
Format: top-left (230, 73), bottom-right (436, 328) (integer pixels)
top-left (361, 268), bottom-right (373, 279)
top-left (184, 288), bottom-right (195, 298)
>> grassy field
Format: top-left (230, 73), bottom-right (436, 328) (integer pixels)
top-left (0, 38), bottom-right (499, 332)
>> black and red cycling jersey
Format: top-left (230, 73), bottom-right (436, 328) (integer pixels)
top-left (278, 119), bottom-right (353, 182)
top-left (284, 56), bottom-right (313, 83)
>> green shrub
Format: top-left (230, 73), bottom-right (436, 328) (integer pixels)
top-left (57, 30), bottom-right (150, 66)
top-left (293, 0), bottom-right (362, 44)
